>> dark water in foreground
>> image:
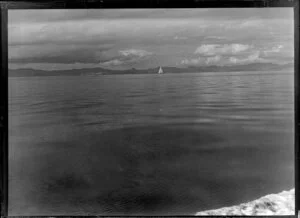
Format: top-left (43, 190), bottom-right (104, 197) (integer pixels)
top-left (9, 71), bottom-right (294, 215)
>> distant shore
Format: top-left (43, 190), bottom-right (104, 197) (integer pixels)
top-left (8, 62), bottom-right (293, 77)
top-left (196, 189), bottom-right (294, 216)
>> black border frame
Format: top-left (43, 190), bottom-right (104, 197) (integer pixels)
top-left (0, 0), bottom-right (298, 217)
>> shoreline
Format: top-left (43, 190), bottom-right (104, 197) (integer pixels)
top-left (196, 189), bottom-right (295, 216)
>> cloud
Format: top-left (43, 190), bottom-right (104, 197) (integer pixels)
top-left (181, 57), bottom-right (204, 66)
top-left (101, 59), bottom-right (123, 67)
top-left (263, 45), bottom-right (284, 56)
top-left (182, 55), bottom-right (221, 66)
top-left (8, 8), bottom-right (293, 25)
top-left (9, 43), bottom-right (152, 67)
top-left (98, 49), bottom-right (152, 67)
top-left (229, 51), bottom-right (265, 64)
top-left (9, 47), bottom-right (153, 70)
top-left (9, 44), bottom-right (114, 64)
top-left (8, 18), bottom-right (208, 47)
top-left (194, 44), bottom-right (251, 56)
top-left (181, 43), bottom-right (253, 66)
top-left (7, 9), bottom-right (217, 24)
top-left (236, 19), bottom-right (264, 28)
top-left (181, 49), bottom-right (270, 66)
top-left (205, 55), bottom-right (221, 65)
top-left (119, 49), bottom-right (152, 58)
top-left (174, 35), bottom-right (188, 40)
top-left (8, 9), bottom-right (293, 70)
top-left (9, 60), bottom-right (128, 71)
top-left (117, 48), bottom-right (152, 62)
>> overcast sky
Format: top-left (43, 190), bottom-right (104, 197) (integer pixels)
top-left (8, 8), bottom-right (294, 71)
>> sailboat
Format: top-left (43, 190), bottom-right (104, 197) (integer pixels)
top-left (158, 66), bottom-right (164, 74)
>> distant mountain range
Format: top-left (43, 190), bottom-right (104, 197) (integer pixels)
top-left (8, 62), bottom-right (294, 77)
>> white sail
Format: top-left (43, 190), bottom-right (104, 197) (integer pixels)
top-left (158, 66), bottom-right (164, 74)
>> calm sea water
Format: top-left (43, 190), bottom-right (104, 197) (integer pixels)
top-left (9, 71), bottom-right (294, 216)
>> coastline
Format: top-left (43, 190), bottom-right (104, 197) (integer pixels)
top-left (196, 189), bottom-right (295, 216)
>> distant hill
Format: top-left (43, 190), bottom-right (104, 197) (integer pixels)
top-left (8, 62), bottom-right (293, 77)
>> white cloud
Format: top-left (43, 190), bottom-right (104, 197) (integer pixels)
top-left (181, 55), bottom-right (222, 66)
top-left (181, 57), bottom-right (204, 66)
top-left (181, 50), bottom-right (270, 67)
top-left (194, 44), bottom-right (251, 56)
top-left (205, 55), bottom-right (221, 65)
top-left (229, 51), bottom-right (265, 64)
top-left (97, 49), bottom-right (152, 68)
top-left (119, 49), bottom-right (152, 58)
top-left (195, 45), bottom-right (218, 56)
top-left (182, 43), bottom-right (253, 66)
top-left (219, 19), bottom-right (264, 30)
top-left (174, 35), bottom-right (188, 40)
top-left (263, 45), bottom-right (283, 56)
top-left (238, 19), bottom-right (263, 28)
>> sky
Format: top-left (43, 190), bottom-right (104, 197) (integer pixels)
top-left (8, 8), bottom-right (294, 71)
